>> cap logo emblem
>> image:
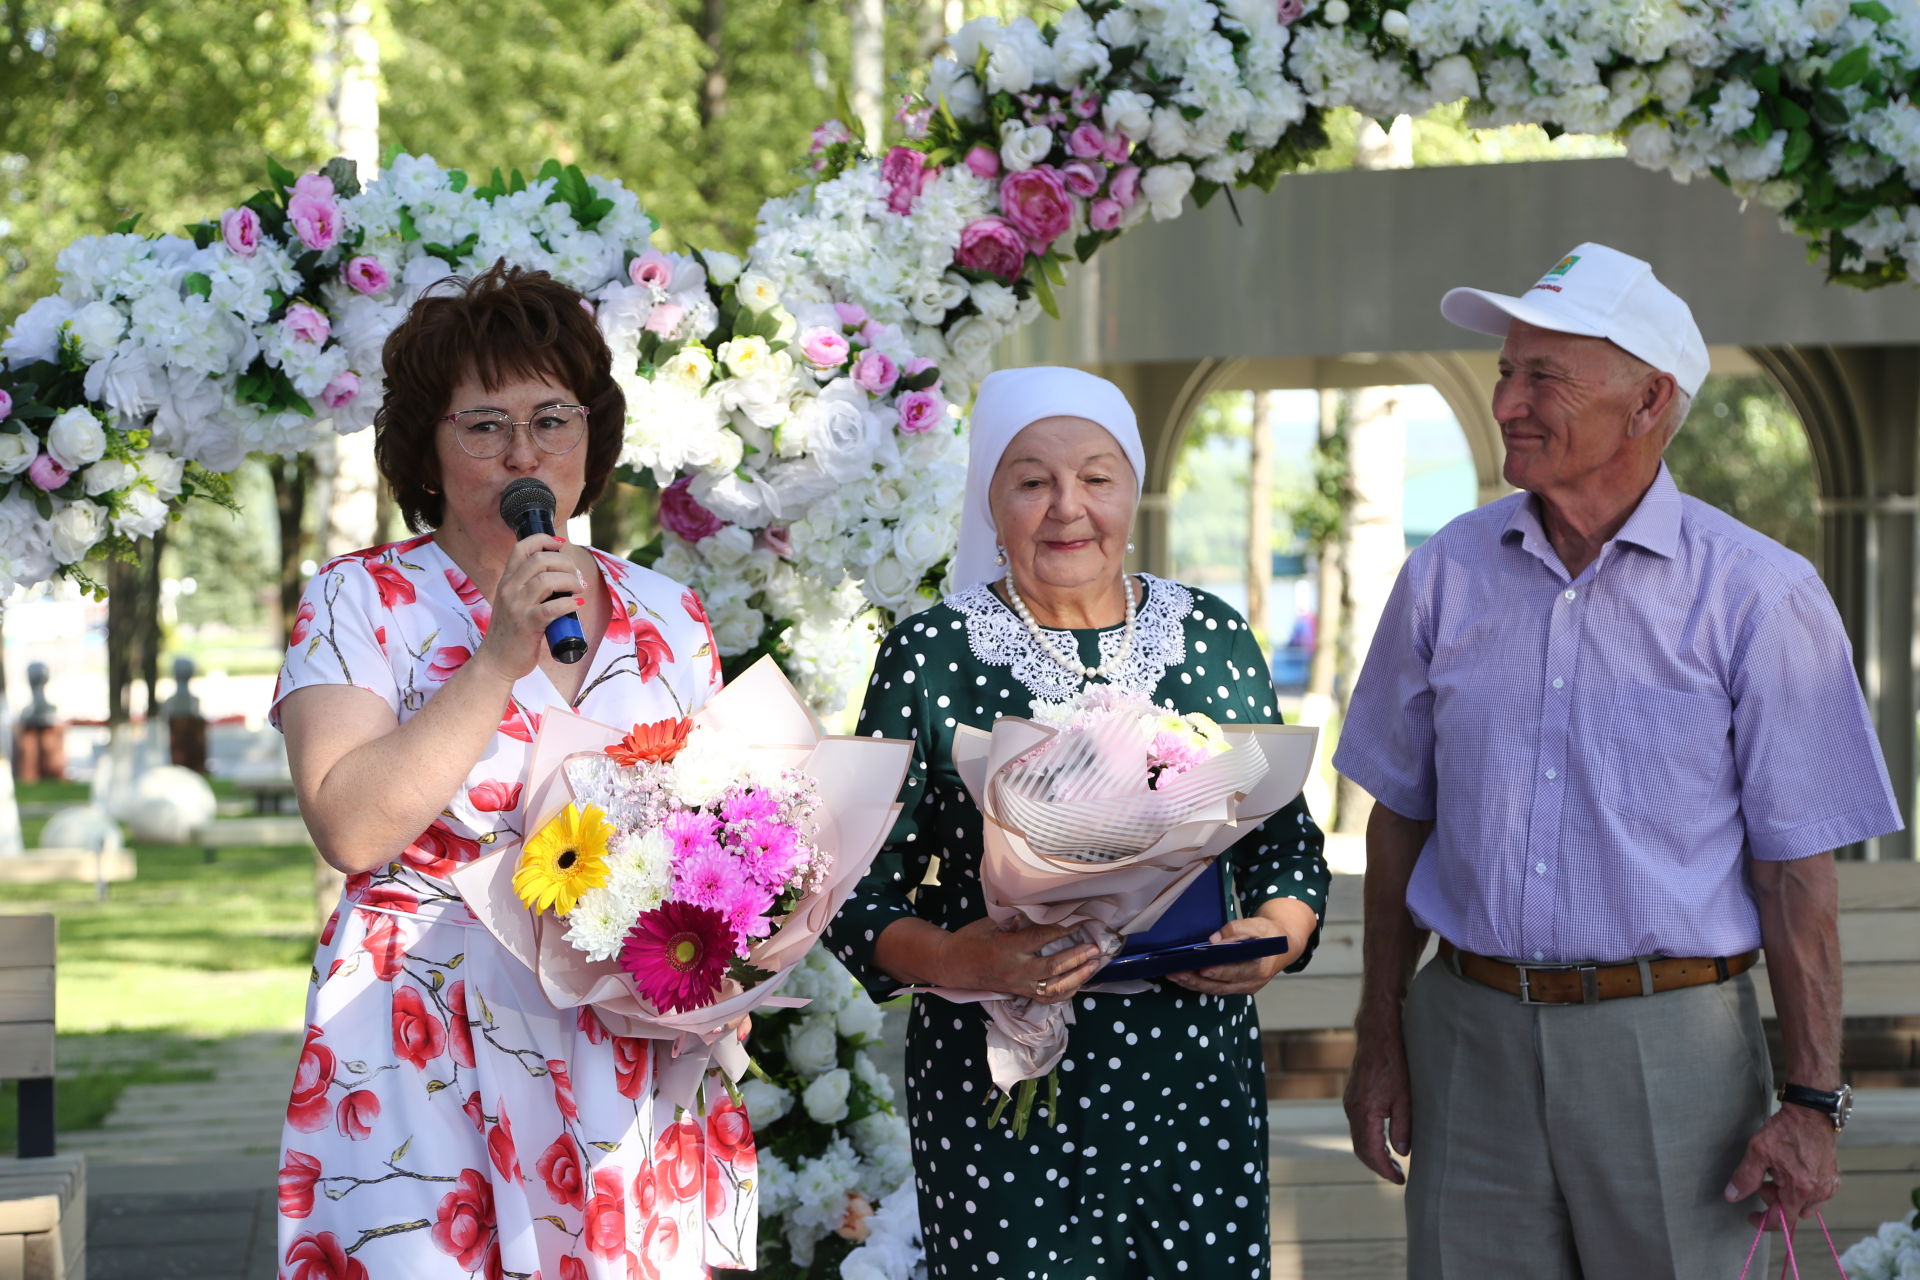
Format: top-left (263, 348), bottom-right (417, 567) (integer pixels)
top-left (1546, 254), bottom-right (1580, 277)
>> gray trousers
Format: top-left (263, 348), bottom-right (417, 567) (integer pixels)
top-left (1403, 953), bottom-right (1772, 1279)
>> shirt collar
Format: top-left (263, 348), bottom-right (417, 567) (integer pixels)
top-left (1502, 462), bottom-right (1683, 563)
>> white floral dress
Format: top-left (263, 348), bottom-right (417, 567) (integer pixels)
top-left (271, 533), bottom-right (757, 1280)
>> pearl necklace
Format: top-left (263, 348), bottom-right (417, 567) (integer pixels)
top-left (1003, 574), bottom-right (1138, 683)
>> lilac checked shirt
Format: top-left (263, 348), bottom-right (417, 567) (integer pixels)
top-left (1333, 464), bottom-right (1902, 964)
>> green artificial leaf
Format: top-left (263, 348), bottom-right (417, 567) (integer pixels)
top-left (1781, 128), bottom-right (1814, 175)
top-left (111, 213), bottom-right (144, 235)
top-left (1738, 114), bottom-right (1774, 145)
top-left (321, 157), bottom-right (361, 199)
top-left (1851, 0), bottom-right (1893, 21)
top-left (1030, 268), bottom-right (1060, 320)
top-left (266, 156), bottom-right (298, 193)
top-left (33, 490), bottom-right (53, 520)
top-left (1775, 96), bottom-right (1811, 129)
top-left (185, 221), bottom-right (217, 250)
top-left (1826, 45), bottom-right (1872, 89)
top-left (183, 272), bottom-right (212, 299)
top-left (1192, 178), bottom-right (1221, 208)
top-left (509, 168), bottom-right (527, 194)
top-left (398, 208), bottom-right (420, 242)
top-left (1812, 92), bottom-right (1850, 125)
top-left (1040, 252), bottom-right (1066, 286)
top-left (900, 365), bottom-right (941, 393)
top-left (1752, 65), bottom-right (1782, 95)
top-left (447, 169), bottom-right (468, 193)
top-left (536, 157), bottom-right (564, 184)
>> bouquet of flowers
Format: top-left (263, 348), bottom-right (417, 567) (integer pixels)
top-left (1840, 1187), bottom-right (1920, 1278)
top-left (934, 684), bottom-right (1317, 1127)
top-left (451, 658), bottom-right (912, 1106)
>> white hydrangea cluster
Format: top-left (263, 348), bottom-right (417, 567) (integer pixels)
top-left (1839, 1215), bottom-right (1920, 1280)
top-left (745, 948), bottom-right (918, 1276)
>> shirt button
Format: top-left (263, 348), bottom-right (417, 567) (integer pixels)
top-left (1545, 768), bottom-right (1557, 780)
top-left (1564, 589), bottom-right (1577, 601)
top-left (1536, 862), bottom-right (1547, 875)
top-left (1533, 950), bottom-right (1546, 962)
top-left (1551, 678), bottom-right (1564, 690)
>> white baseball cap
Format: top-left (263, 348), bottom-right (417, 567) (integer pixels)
top-left (1441, 242), bottom-right (1709, 397)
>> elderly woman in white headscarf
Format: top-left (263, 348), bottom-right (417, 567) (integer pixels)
top-left (824, 366), bottom-right (1329, 1280)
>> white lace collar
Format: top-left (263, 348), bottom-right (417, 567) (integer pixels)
top-left (946, 574), bottom-right (1193, 704)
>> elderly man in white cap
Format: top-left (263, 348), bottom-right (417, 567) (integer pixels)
top-left (1333, 243), bottom-right (1903, 1276)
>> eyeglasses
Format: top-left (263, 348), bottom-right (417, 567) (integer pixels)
top-left (441, 404), bottom-right (589, 459)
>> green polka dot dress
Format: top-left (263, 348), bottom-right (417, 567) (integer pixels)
top-left (825, 575), bottom-right (1330, 1280)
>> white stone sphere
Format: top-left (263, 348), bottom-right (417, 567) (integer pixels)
top-left (125, 766), bottom-right (218, 845)
top-left (38, 805), bottom-right (123, 853)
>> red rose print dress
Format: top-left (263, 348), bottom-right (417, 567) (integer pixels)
top-left (270, 535), bottom-right (751, 1280)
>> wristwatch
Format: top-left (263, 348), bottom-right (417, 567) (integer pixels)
top-left (1777, 1082), bottom-right (1854, 1131)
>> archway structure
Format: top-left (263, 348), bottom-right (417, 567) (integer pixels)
top-left (1002, 156), bottom-right (1920, 861)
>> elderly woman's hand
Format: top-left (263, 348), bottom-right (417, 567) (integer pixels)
top-left (1165, 897), bottom-right (1318, 997)
top-left (945, 917), bottom-right (1105, 1006)
top-left (474, 533), bottom-right (588, 683)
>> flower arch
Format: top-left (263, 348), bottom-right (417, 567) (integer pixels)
top-left (2, 0), bottom-right (1917, 704)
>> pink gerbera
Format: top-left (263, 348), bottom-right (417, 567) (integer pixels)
top-left (620, 903), bottom-right (731, 1014)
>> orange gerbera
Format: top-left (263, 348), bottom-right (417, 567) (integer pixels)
top-left (606, 717), bottom-right (693, 766)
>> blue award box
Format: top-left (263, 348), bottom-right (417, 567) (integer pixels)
top-left (1097, 859), bottom-right (1289, 982)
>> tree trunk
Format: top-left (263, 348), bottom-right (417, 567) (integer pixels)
top-left (1305, 389), bottom-right (1344, 702)
top-left (268, 454), bottom-right (314, 651)
top-left (850, 0), bottom-right (885, 147)
top-left (1245, 390), bottom-right (1272, 651)
top-left (141, 525), bottom-right (167, 722)
top-left (698, 0), bottom-right (728, 131)
top-left (106, 553), bottom-right (158, 728)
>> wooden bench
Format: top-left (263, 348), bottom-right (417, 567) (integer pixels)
top-left (1255, 862), bottom-right (1920, 1279)
top-left (0, 914), bottom-right (86, 1280)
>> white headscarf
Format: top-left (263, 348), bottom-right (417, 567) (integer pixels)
top-left (951, 366), bottom-right (1146, 592)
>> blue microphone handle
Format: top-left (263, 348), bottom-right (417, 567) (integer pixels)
top-left (520, 506), bottom-right (589, 664)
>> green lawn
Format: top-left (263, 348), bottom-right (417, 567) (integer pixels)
top-left (3, 780), bottom-right (318, 1142)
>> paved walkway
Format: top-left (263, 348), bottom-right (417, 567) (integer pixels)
top-left (64, 1030), bottom-right (296, 1280)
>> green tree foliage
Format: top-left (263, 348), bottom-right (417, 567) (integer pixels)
top-left (1663, 373), bottom-right (1817, 561)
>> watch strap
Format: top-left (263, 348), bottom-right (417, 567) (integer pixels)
top-left (1777, 1082), bottom-right (1849, 1128)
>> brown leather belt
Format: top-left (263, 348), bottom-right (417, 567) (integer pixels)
top-left (1439, 940), bottom-right (1758, 1005)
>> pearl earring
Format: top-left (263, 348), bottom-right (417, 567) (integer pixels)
top-left (994, 546), bottom-right (1008, 567)
top-left (1126, 540), bottom-right (1135, 553)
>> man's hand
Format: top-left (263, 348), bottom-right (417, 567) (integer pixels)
top-left (1724, 1103), bottom-right (1841, 1228)
top-left (1344, 1023), bottom-right (1413, 1184)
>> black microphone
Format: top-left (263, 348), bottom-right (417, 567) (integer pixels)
top-left (498, 477), bottom-right (588, 664)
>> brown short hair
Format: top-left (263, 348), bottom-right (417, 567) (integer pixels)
top-left (374, 261), bottom-right (626, 533)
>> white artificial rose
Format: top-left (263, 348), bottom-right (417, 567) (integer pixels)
top-left (1321, 0), bottom-right (1350, 23)
top-left (998, 120), bottom-right (1055, 173)
top-left (835, 995), bottom-right (887, 1041)
top-left (711, 598), bottom-right (765, 654)
top-left (702, 249), bottom-right (744, 285)
top-left (946, 16), bottom-right (998, 68)
top-left (111, 487), bottom-right (170, 539)
top-left (984, 34), bottom-right (1035, 93)
top-left (1103, 89), bottom-right (1155, 143)
top-left (944, 315), bottom-right (997, 369)
top-left (800, 382), bottom-right (892, 482)
top-left (801, 1067), bottom-right (852, 1124)
top-left (1381, 8), bottom-right (1410, 36)
top-left (1426, 54), bottom-right (1479, 103)
top-left (1147, 107), bottom-right (1194, 157)
top-left (1805, 0), bottom-right (1848, 30)
top-left (929, 57), bottom-right (986, 122)
top-left (736, 273), bottom-right (782, 313)
top-left (848, 1110), bottom-right (907, 1159)
top-left (68, 301), bottom-right (129, 362)
top-left (1097, 8), bottom-right (1142, 47)
top-left (137, 451), bottom-right (186, 497)
top-left (893, 508), bottom-right (951, 570)
top-left (1755, 179), bottom-right (1801, 210)
top-left (47, 406), bottom-right (108, 469)
top-left (717, 335), bottom-right (772, 376)
top-left (1653, 59), bottom-right (1695, 112)
top-left (82, 457), bottom-right (137, 496)
top-left (1, 295), bottom-right (78, 365)
top-left (970, 280), bottom-right (1018, 325)
top-left (786, 1015), bottom-right (841, 1075)
top-left (740, 1078), bottom-right (795, 1129)
top-left (49, 499), bottom-right (106, 563)
top-left (700, 523), bottom-right (756, 567)
top-left (1625, 121), bottom-right (1677, 168)
top-left (0, 433), bottom-right (37, 476)
top-left (863, 554), bottom-right (920, 610)
top-left (659, 346), bottom-right (715, 390)
top-left (1141, 163), bottom-right (1197, 221)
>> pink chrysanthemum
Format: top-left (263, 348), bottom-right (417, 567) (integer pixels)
top-left (662, 810), bottom-right (721, 857)
top-left (738, 819), bottom-right (807, 889)
top-left (672, 845), bottom-right (737, 910)
top-left (720, 788), bottom-right (780, 826)
top-left (713, 879), bottom-right (777, 956)
top-left (620, 902), bottom-right (731, 1014)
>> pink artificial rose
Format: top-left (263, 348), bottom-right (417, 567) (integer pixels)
top-left (1109, 163), bottom-right (1142, 210)
top-left (832, 302), bottom-right (868, 329)
top-left (754, 526), bottom-right (794, 558)
top-left (810, 119), bottom-right (852, 152)
top-left (857, 319), bottom-right (886, 347)
top-left (851, 348), bottom-right (899, 397)
top-left (221, 207), bottom-right (261, 258)
top-left (954, 216), bottom-right (1029, 280)
top-left (320, 371), bottom-right (360, 410)
top-left (1276, 0), bottom-right (1306, 22)
top-left (896, 389), bottom-right (946, 435)
top-left (643, 302), bottom-right (685, 337)
top-left (964, 145), bottom-right (1002, 180)
top-left (800, 327), bottom-right (851, 369)
top-left (881, 146), bottom-right (935, 216)
top-left (1061, 160), bottom-right (1104, 198)
top-left (286, 174), bottom-right (342, 252)
top-left (284, 302), bottom-right (331, 345)
top-left (1072, 88), bottom-right (1103, 120)
top-left (342, 256), bottom-right (390, 295)
top-left (1104, 131), bottom-right (1134, 165)
top-left (27, 453), bottom-right (69, 492)
top-left (0, 389), bottom-right (11, 422)
top-left (629, 249), bottom-right (674, 291)
top-left (1067, 124), bottom-right (1108, 160)
top-left (659, 476), bottom-right (726, 543)
top-left (894, 94), bottom-right (933, 139)
top-left (903, 356), bottom-right (939, 389)
top-left (998, 167), bottom-right (1074, 251)
top-left (1089, 197), bottom-right (1126, 231)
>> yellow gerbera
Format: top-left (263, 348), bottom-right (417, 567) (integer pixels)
top-left (513, 802), bottom-right (613, 916)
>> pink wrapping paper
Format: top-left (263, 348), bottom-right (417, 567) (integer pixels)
top-left (449, 656), bottom-right (912, 1107)
top-left (931, 719), bottom-right (1318, 1094)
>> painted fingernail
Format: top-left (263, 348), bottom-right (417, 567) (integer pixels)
top-left (573, 596), bottom-right (586, 606)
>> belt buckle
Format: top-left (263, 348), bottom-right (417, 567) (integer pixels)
top-left (1514, 960), bottom-right (1601, 1005)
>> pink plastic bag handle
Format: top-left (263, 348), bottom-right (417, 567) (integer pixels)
top-left (1735, 1204), bottom-right (1850, 1280)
